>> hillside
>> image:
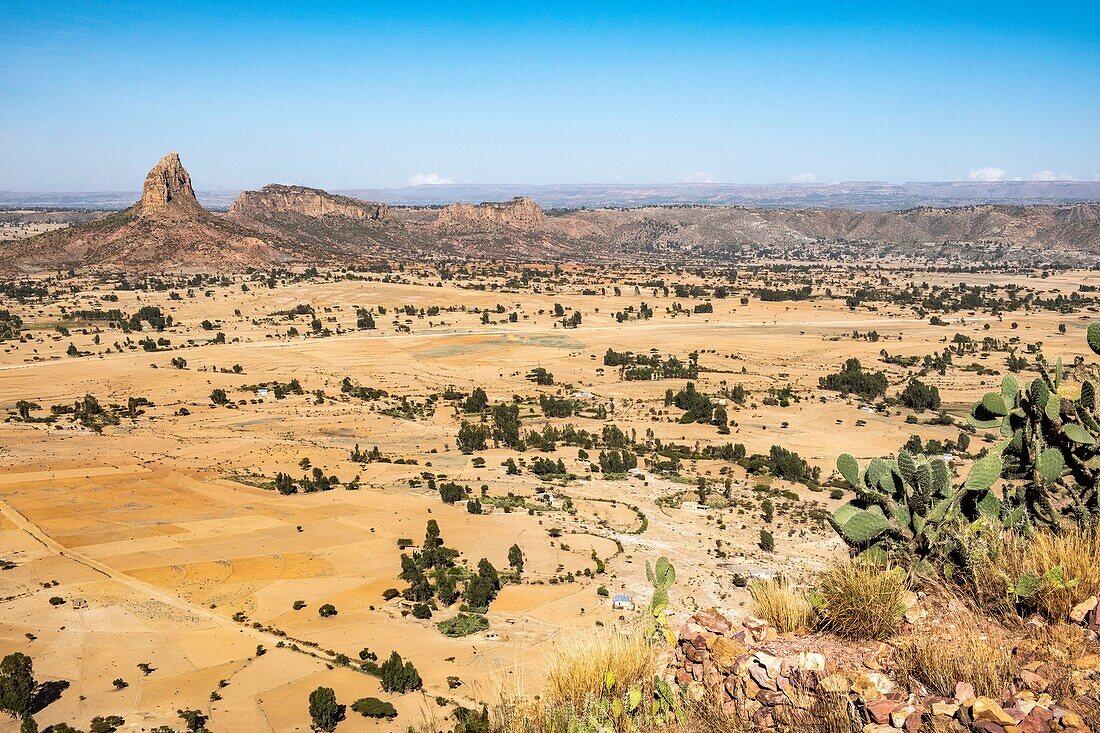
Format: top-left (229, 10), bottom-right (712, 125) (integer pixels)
top-left (0, 153), bottom-right (279, 270)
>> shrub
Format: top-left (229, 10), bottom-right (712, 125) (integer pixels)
top-left (815, 561), bottom-right (908, 640)
top-left (437, 612), bottom-right (489, 638)
top-left (318, 603), bottom-right (337, 617)
top-left (351, 696), bottom-right (397, 719)
top-left (748, 578), bottom-right (814, 633)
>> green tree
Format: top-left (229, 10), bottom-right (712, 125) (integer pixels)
top-left (491, 403), bottom-right (521, 448)
top-left (463, 388), bottom-right (488, 413)
top-left (457, 422), bottom-right (489, 453)
top-left (900, 378), bottom-right (942, 412)
top-left (507, 544), bottom-right (524, 575)
top-left (378, 651), bottom-right (422, 694)
top-left (0, 652), bottom-right (36, 719)
top-left (308, 686), bottom-right (342, 732)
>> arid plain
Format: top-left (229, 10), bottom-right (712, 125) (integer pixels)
top-left (0, 262), bottom-right (1097, 731)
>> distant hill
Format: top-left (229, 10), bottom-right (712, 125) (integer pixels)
top-left (5, 180), bottom-right (1098, 212)
top-left (3, 153), bottom-right (1097, 270)
top-left (0, 153), bottom-right (280, 270)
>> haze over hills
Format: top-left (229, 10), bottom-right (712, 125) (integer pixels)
top-left (4, 179), bottom-right (1100, 212)
top-left (3, 152), bottom-right (1099, 271)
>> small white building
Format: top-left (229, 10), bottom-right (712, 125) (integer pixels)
top-left (612, 594), bottom-right (634, 610)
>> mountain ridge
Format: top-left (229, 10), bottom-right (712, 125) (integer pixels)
top-left (3, 153), bottom-right (1098, 271)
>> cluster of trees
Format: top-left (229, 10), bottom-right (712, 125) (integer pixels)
top-left (666, 382), bottom-right (715, 423)
top-left (339, 377), bottom-right (387, 401)
top-left (273, 467), bottom-right (342, 495)
top-left (396, 521), bottom-right (505, 616)
top-left (530, 457), bottom-right (567, 475)
top-left (538, 394), bottom-right (577, 418)
top-left (457, 421), bottom-right (490, 453)
top-left (526, 367), bottom-right (554, 385)
top-left (605, 349), bottom-right (700, 381)
top-left (355, 308), bottom-right (376, 330)
top-left (899, 378), bottom-right (942, 412)
top-left (597, 449), bottom-right (638, 474)
top-left (819, 358), bottom-right (888, 400)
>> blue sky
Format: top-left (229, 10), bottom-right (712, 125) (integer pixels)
top-left (2, 1), bottom-right (1098, 190)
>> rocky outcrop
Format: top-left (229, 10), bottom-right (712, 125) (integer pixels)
top-left (436, 197), bottom-right (547, 230)
top-left (671, 608), bottom-right (1096, 733)
top-left (139, 152), bottom-right (202, 217)
top-left (228, 184), bottom-right (389, 221)
top-left (0, 152), bottom-right (279, 270)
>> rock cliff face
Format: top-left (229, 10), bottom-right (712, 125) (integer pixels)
top-left (436, 197), bottom-right (547, 230)
top-left (139, 152), bottom-right (202, 217)
top-left (0, 152), bottom-right (278, 270)
top-left (229, 184), bottom-right (389, 221)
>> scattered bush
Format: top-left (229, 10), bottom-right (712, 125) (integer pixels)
top-left (437, 612), bottom-right (489, 638)
top-left (351, 696), bottom-right (397, 719)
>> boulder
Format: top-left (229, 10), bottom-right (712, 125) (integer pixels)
top-left (971, 697), bottom-right (1019, 725)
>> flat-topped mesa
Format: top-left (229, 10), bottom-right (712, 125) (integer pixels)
top-left (436, 196), bottom-right (546, 231)
top-left (139, 152), bottom-right (201, 217)
top-left (228, 184), bottom-right (389, 221)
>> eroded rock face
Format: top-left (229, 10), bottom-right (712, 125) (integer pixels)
top-left (140, 152), bottom-right (201, 217)
top-left (437, 196), bottom-right (546, 230)
top-left (228, 184), bottom-right (389, 221)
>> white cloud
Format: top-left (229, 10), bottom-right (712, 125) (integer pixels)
top-left (788, 172), bottom-right (819, 183)
top-left (409, 172), bottom-right (453, 186)
top-left (968, 166), bottom-right (1006, 182)
top-left (1029, 170), bottom-right (1075, 181)
top-left (683, 171), bottom-right (717, 183)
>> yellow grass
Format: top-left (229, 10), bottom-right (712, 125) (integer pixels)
top-left (748, 577), bottom-right (815, 633)
top-left (967, 527), bottom-right (1100, 619)
top-left (892, 618), bottom-right (1013, 697)
top-left (816, 561), bottom-right (908, 640)
top-left (493, 627), bottom-right (672, 733)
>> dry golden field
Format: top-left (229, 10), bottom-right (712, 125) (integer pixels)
top-left (0, 263), bottom-right (1096, 731)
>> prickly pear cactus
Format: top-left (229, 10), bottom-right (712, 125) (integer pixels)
top-left (968, 325), bottom-right (1100, 528)
top-left (830, 450), bottom-right (977, 568)
top-left (645, 556), bottom-right (676, 645)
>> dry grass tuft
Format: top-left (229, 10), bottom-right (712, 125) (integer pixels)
top-left (748, 577), bottom-right (815, 634)
top-left (816, 561), bottom-right (908, 640)
top-left (967, 526), bottom-right (1100, 619)
top-left (686, 683), bottom-right (850, 733)
top-left (493, 628), bottom-right (672, 733)
top-left (542, 630), bottom-right (655, 709)
top-left (892, 617), bottom-right (1014, 697)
